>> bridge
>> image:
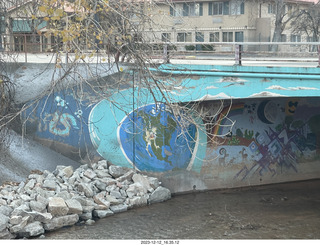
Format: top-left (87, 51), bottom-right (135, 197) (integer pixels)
top-left (3, 42), bottom-right (320, 193)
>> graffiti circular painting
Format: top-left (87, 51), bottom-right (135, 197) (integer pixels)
top-left (118, 103), bottom-right (198, 172)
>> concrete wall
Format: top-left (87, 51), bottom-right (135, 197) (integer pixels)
top-left (20, 64), bottom-right (320, 193)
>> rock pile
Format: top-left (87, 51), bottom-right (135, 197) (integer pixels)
top-left (0, 160), bottom-right (171, 239)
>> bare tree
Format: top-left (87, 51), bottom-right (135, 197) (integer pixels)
top-left (291, 1), bottom-right (320, 51)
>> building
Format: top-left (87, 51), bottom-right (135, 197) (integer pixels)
top-left (145, 0), bottom-right (319, 52)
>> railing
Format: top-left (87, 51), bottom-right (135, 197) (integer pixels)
top-left (1, 33), bottom-right (320, 67)
top-left (158, 42), bottom-right (320, 67)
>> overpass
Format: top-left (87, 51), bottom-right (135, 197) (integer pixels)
top-left (3, 47), bottom-right (320, 193)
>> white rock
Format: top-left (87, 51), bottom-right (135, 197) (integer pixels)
top-left (95, 169), bottom-right (111, 178)
top-left (85, 219), bottom-right (95, 225)
top-left (48, 197), bottom-right (69, 216)
top-left (43, 214), bottom-right (79, 231)
top-left (148, 177), bottom-right (160, 189)
top-left (0, 199), bottom-right (7, 206)
top-left (93, 195), bottom-right (110, 209)
top-left (79, 212), bottom-right (92, 221)
top-left (129, 196), bottom-right (148, 208)
top-left (93, 209), bottom-right (114, 219)
top-left (10, 216), bottom-right (30, 234)
top-left (55, 190), bottom-right (72, 200)
top-left (84, 169), bottom-right (97, 179)
top-left (116, 170), bottom-right (135, 182)
top-left (148, 187), bottom-right (171, 204)
top-left (109, 165), bottom-right (128, 178)
top-left (9, 215), bottom-right (22, 225)
top-left (24, 179), bottom-right (36, 190)
top-left (77, 183), bottom-right (94, 197)
top-left (29, 200), bottom-right (46, 213)
top-left (126, 183), bottom-right (147, 198)
top-left (110, 190), bottom-right (122, 199)
top-left (105, 195), bottom-right (122, 205)
top-left (0, 213), bottom-right (9, 231)
top-left (109, 204), bottom-right (128, 213)
top-left (43, 179), bottom-right (57, 190)
top-left (60, 166), bottom-right (74, 178)
top-left (0, 228), bottom-right (16, 239)
top-left (0, 205), bottom-right (13, 216)
top-left (19, 221), bottom-right (44, 237)
top-left (132, 174), bottom-right (152, 192)
top-left (65, 199), bottom-right (83, 214)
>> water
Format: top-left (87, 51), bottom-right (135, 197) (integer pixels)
top-left (41, 179), bottom-right (320, 240)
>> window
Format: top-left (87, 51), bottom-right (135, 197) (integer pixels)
top-left (223, 32), bottom-right (233, 42)
top-left (209, 2), bottom-right (229, 15)
top-left (196, 32), bottom-right (204, 42)
top-left (183, 3), bottom-right (203, 16)
top-left (177, 32), bottom-right (192, 42)
top-left (235, 31), bottom-right (243, 42)
top-left (162, 33), bottom-right (171, 42)
top-left (268, 4), bottom-right (275, 14)
top-left (170, 4), bottom-right (183, 17)
top-left (230, 0), bottom-right (244, 15)
top-left (280, 34), bottom-right (286, 42)
top-left (290, 34), bottom-right (301, 42)
top-left (210, 32), bottom-right (220, 42)
top-left (171, 3), bottom-right (203, 17)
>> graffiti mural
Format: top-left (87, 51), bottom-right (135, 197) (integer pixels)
top-left (204, 98), bottom-right (320, 181)
top-left (89, 102), bottom-right (198, 172)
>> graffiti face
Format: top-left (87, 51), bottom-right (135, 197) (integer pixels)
top-left (286, 99), bottom-right (299, 115)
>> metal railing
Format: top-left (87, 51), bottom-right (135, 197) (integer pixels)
top-left (1, 34), bottom-right (320, 67)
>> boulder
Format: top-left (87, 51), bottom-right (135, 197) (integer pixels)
top-left (59, 166), bottom-right (74, 178)
top-left (0, 228), bottom-right (15, 239)
top-left (110, 190), bottom-right (122, 199)
top-left (93, 194), bottom-right (110, 209)
top-left (93, 209), bottom-right (114, 219)
top-left (9, 215), bottom-right (23, 225)
top-left (20, 211), bottom-right (52, 223)
top-left (43, 214), bottom-right (79, 231)
top-left (48, 197), bottom-right (69, 216)
top-left (29, 200), bottom-right (47, 213)
top-left (126, 183), bottom-right (147, 198)
top-left (0, 205), bottom-right (13, 216)
top-left (129, 196), bottom-right (148, 208)
top-left (65, 199), bottom-right (83, 214)
top-left (95, 170), bottom-right (111, 178)
top-left (148, 187), bottom-right (171, 204)
top-left (116, 170), bottom-right (135, 182)
top-left (105, 195), bottom-right (122, 205)
top-left (10, 216), bottom-right (30, 234)
top-left (77, 183), bottom-right (94, 197)
top-left (109, 204), bottom-right (128, 213)
top-left (43, 179), bottom-right (57, 190)
top-left (83, 169), bottom-right (97, 180)
top-left (19, 221), bottom-right (44, 237)
top-left (79, 212), bottom-right (92, 221)
top-left (132, 174), bottom-right (153, 192)
top-left (0, 213), bottom-right (9, 231)
top-left (108, 165), bottom-right (128, 178)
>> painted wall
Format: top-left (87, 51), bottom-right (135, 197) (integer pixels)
top-left (21, 64), bottom-right (320, 193)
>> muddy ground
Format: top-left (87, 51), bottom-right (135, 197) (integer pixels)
top-left (40, 178), bottom-right (320, 240)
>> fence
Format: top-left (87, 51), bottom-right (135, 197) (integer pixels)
top-left (1, 33), bottom-right (320, 67)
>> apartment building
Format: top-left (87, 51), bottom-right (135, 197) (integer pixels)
top-left (146, 0), bottom-right (318, 52)
top-left (1, 0), bottom-right (318, 53)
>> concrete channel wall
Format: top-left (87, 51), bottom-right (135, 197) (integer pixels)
top-left (9, 62), bottom-right (320, 193)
